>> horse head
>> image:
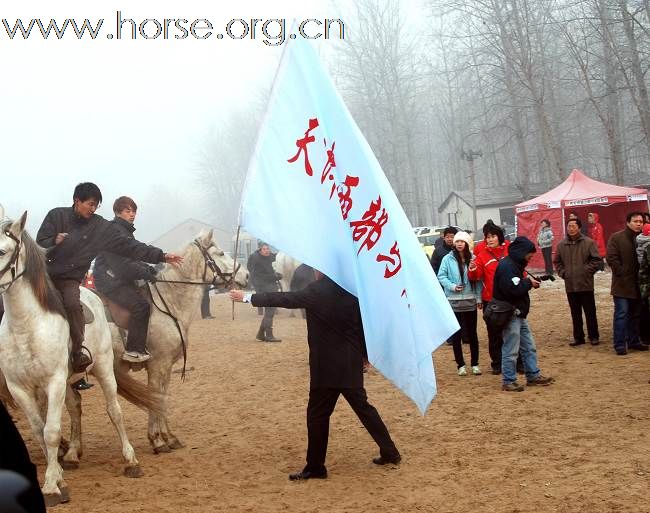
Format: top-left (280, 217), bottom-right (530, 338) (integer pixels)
top-left (190, 229), bottom-right (247, 288)
top-left (0, 212), bottom-right (27, 291)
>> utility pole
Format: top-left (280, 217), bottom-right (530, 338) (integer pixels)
top-left (461, 149), bottom-right (483, 234)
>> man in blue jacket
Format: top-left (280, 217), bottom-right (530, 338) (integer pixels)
top-left (493, 237), bottom-right (555, 392)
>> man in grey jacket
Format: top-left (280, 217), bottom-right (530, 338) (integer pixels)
top-left (553, 219), bottom-right (602, 347)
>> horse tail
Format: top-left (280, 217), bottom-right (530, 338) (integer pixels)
top-left (113, 364), bottom-right (164, 416)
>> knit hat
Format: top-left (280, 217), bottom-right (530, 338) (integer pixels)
top-left (453, 231), bottom-right (473, 246)
top-left (643, 223), bottom-right (650, 237)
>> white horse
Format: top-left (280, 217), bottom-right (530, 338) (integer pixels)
top-left (0, 211), bottom-right (161, 507)
top-left (109, 229), bottom-right (247, 453)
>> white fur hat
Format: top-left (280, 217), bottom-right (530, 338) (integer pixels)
top-left (453, 231), bottom-right (473, 245)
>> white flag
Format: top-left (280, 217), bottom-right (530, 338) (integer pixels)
top-left (241, 39), bottom-right (458, 413)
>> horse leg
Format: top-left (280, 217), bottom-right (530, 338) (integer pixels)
top-left (43, 378), bottom-right (68, 505)
top-left (93, 362), bottom-right (142, 477)
top-left (147, 362), bottom-right (171, 454)
top-left (158, 369), bottom-right (183, 450)
top-left (62, 387), bottom-right (82, 469)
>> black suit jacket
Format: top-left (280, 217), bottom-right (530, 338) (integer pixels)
top-left (252, 277), bottom-right (365, 389)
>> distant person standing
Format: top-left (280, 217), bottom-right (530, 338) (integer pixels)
top-left (430, 226), bottom-right (458, 275)
top-left (536, 219), bottom-right (554, 276)
top-left (636, 223), bottom-right (650, 345)
top-left (201, 286), bottom-right (214, 319)
top-left (247, 242), bottom-right (282, 342)
top-left (606, 212), bottom-right (648, 355)
top-left (554, 218), bottom-right (603, 347)
top-left (587, 212), bottom-right (606, 259)
top-left (437, 231), bottom-right (482, 376)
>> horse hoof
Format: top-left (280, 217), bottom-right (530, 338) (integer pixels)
top-left (62, 460), bottom-right (79, 470)
top-left (168, 439), bottom-right (184, 450)
top-left (59, 486), bottom-right (71, 503)
top-left (153, 444), bottom-right (171, 454)
top-left (43, 493), bottom-right (63, 507)
top-left (124, 465), bottom-right (143, 478)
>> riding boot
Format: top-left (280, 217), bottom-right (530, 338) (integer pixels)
top-left (71, 337), bottom-right (92, 373)
top-left (264, 328), bottom-right (282, 343)
top-left (256, 324), bottom-right (266, 341)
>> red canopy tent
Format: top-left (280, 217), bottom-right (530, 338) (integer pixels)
top-left (515, 169), bottom-right (649, 269)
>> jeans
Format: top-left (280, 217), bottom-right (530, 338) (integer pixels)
top-left (613, 296), bottom-right (642, 351)
top-left (501, 317), bottom-right (540, 385)
top-left (566, 291), bottom-right (599, 343)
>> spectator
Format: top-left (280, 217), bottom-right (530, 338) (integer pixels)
top-left (536, 219), bottom-right (554, 276)
top-left (437, 231), bottom-right (482, 376)
top-left (468, 222), bottom-right (510, 374)
top-left (201, 286), bottom-right (215, 319)
top-left (554, 218), bottom-right (602, 347)
top-left (493, 237), bottom-right (555, 391)
top-left (606, 212), bottom-right (648, 355)
top-left (247, 242), bottom-right (282, 342)
top-left (568, 212), bottom-right (589, 237)
top-left (636, 223), bottom-right (650, 344)
top-left (587, 212), bottom-right (606, 259)
top-left (430, 226), bottom-right (458, 275)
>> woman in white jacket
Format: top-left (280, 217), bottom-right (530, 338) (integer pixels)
top-left (437, 231), bottom-right (483, 376)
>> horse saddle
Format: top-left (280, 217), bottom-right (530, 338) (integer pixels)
top-left (87, 286), bottom-right (150, 331)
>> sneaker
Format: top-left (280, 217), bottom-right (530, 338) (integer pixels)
top-left (526, 375), bottom-right (554, 386)
top-left (471, 365), bottom-right (482, 375)
top-left (502, 382), bottom-right (524, 392)
top-left (121, 351), bottom-right (152, 363)
top-left (457, 366), bottom-right (467, 376)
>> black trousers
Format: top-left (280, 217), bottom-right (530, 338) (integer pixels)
top-left (541, 246), bottom-right (554, 275)
top-left (304, 387), bottom-right (399, 473)
top-left (52, 279), bottom-right (85, 353)
top-left (103, 285), bottom-right (151, 353)
top-left (260, 306), bottom-right (277, 330)
top-left (201, 286), bottom-right (212, 318)
top-left (485, 316), bottom-right (504, 370)
top-left (450, 310), bottom-right (479, 368)
top-left (566, 291), bottom-right (599, 343)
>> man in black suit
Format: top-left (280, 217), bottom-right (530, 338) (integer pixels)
top-left (229, 271), bottom-right (400, 480)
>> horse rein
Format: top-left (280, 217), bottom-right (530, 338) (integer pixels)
top-left (0, 230), bottom-right (25, 293)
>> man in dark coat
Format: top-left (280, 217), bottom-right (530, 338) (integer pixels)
top-left (36, 183), bottom-right (182, 376)
top-left (553, 218), bottom-right (603, 347)
top-left (229, 272), bottom-right (400, 480)
top-left (94, 196), bottom-right (159, 363)
top-left (246, 242), bottom-right (282, 342)
top-left (430, 226), bottom-right (458, 274)
top-left (493, 236), bottom-right (554, 392)
top-left (606, 211), bottom-right (648, 355)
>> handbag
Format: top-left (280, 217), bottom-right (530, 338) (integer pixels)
top-left (482, 298), bottom-right (515, 332)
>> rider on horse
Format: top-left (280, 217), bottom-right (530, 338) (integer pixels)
top-left (94, 196), bottom-right (157, 364)
top-left (36, 183), bottom-right (182, 381)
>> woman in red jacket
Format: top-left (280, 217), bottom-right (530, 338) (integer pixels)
top-left (468, 223), bottom-right (510, 374)
top-left (587, 212), bottom-right (606, 258)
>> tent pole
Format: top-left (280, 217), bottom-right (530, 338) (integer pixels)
top-left (561, 203), bottom-right (566, 238)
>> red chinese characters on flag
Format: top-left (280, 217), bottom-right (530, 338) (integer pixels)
top-left (288, 118), bottom-right (319, 176)
top-left (376, 241), bottom-right (402, 278)
top-left (331, 175), bottom-right (360, 220)
top-left (321, 140), bottom-right (336, 184)
top-left (350, 196), bottom-right (388, 255)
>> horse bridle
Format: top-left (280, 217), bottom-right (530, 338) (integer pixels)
top-left (193, 239), bottom-right (240, 289)
top-left (0, 230), bottom-right (24, 293)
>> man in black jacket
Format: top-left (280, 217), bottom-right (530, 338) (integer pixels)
top-left (94, 196), bottom-right (158, 363)
top-left (229, 272), bottom-right (400, 480)
top-left (36, 183), bottom-right (182, 376)
top-left (493, 237), bottom-right (554, 392)
top-left (246, 243), bottom-right (282, 342)
top-left (430, 226), bottom-right (458, 274)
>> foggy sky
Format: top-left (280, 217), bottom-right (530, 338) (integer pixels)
top-left (0, 0), bottom-right (335, 242)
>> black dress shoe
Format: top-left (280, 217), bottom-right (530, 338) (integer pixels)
top-left (71, 378), bottom-right (94, 391)
top-left (629, 344), bottom-right (649, 352)
top-left (569, 340), bottom-right (585, 347)
top-left (372, 454), bottom-right (401, 465)
top-left (288, 470), bottom-right (327, 481)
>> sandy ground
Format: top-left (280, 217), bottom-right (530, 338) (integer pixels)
top-left (11, 272), bottom-right (650, 513)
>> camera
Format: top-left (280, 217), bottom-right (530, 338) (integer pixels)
top-left (530, 274), bottom-right (555, 282)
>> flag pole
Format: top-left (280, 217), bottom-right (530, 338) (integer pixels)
top-left (231, 224), bottom-right (241, 321)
